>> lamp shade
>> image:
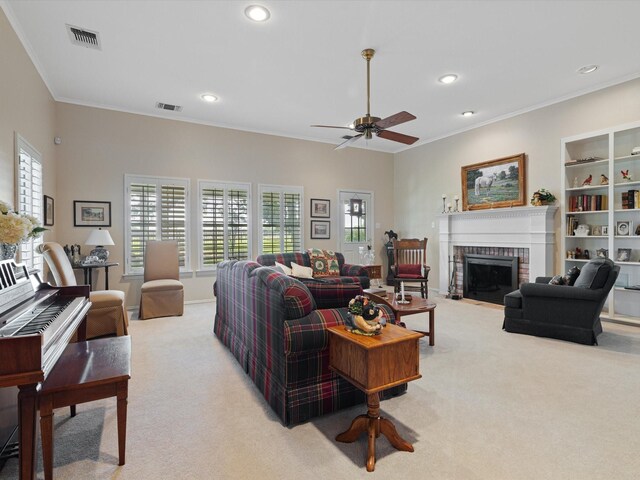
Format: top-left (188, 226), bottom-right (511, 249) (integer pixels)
top-left (85, 228), bottom-right (114, 246)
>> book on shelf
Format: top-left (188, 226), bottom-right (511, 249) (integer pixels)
top-left (568, 194), bottom-right (607, 212)
top-left (621, 190), bottom-right (639, 209)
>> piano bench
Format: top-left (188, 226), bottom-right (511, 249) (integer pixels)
top-left (38, 335), bottom-right (131, 480)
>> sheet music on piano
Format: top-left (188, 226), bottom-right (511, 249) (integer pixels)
top-left (0, 258), bottom-right (91, 479)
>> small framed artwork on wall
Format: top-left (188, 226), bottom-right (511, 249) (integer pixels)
top-left (311, 220), bottom-right (330, 239)
top-left (44, 195), bottom-right (54, 226)
top-left (74, 200), bottom-right (112, 227)
top-left (310, 198), bottom-right (330, 218)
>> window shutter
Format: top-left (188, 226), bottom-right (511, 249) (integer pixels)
top-left (259, 185), bottom-right (303, 254)
top-left (125, 175), bottom-right (190, 274)
top-left (16, 138), bottom-right (43, 272)
top-left (199, 182), bottom-right (250, 269)
top-left (161, 184), bottom-right (187, 267)
top-left (129, 183), bottom-right (157, 270)
top-left (227, 188), bottom-right (249, 260)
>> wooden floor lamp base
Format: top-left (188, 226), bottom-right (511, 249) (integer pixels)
top-left (335, 393), bottom-right (413, 472)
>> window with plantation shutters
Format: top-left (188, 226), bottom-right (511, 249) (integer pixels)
top-left (259, 185), bottom-right (303, 254)
top-left (15, 135), bottom-right (44, 272)
top-left (125, 175), bottom-right (190, 274)
top-left (198, 180), bottom-right (251, 270)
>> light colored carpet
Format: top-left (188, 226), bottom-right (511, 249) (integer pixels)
top-left (2, 297), bottom-right (639, 479)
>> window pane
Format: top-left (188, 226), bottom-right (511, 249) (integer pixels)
top-left (129, 183), bottom-right (157, 269)
top-left (17, 143), bottom-right (43, 272)
top-left (227, 189), bottom-right (249, 260)
top-left (201, 187), bottom-right (225, 266)
top-left (161, 185), bottom-right (187, 267)
top-left (261, 191), bottom-right (281, 254)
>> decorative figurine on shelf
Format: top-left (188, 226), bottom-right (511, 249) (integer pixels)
top-left (621, 169), bottom-right (632, 181)
top-left (573, 177), bottom-right (579, 188)
top-left (581, 174), bottom-right (592, 186)
top-left (530, 188), bottom-right (556, 206)
top-left (600, 174), bottom-right (609, 185)
top-left (71, 244), bottom-right (82, 266)
top-left (345, 295), bottom-right (385, 336)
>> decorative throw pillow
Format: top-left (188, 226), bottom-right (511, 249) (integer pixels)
top-left (291, 262), bottom-right (314, 279)
top-left (307, 248), bottom-right (340, 277)
top-left (548, 275), bottom-right (565, 285)
top-left (573, 257), bottom-right (614, 289)
top-left (275, 261), bottom-right (292, 276)
top-left (562, 266), bottom-right (581, 286)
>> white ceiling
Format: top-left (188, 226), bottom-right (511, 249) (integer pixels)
top-left (3, 0), bottom-right (640, 153)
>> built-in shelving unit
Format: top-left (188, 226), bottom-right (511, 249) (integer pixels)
top-left (561, 121), bottom-right (640, 326)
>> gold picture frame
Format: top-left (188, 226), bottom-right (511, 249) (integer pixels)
top-left (461, 153), bottom-right (526, 211)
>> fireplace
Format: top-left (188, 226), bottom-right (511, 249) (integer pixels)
top-left (463, 254), bottom-right (518, 305)
top-left (438, 206), bottom-right (558, 296)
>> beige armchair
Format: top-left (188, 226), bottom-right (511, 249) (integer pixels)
top-left (139, 240), bottom-right (184, 320)
top-left (39, 242), bottom-right (128, 338)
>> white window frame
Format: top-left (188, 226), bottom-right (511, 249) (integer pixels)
top-left (14, 134), bottom-right (44, 272)
top-left (124, 174), bottom-right (191, 275)
top-left (197, 180), bottom-right (252, 271)
top-left (258, 184), bottom-right (304, 255)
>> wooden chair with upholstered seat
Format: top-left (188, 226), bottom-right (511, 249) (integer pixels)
top-left (391, 238), bottom-right (431, 299)
top-left (139, 240), bottom-right (184, 319)
top-left (39, 242), bottom-right (129, 339)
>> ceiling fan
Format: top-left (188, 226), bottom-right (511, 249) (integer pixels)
top-left (312, 48), bottom-right (419, 150)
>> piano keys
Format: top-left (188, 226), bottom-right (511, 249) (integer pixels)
top-left (0, 259), bottom-right (91, 480)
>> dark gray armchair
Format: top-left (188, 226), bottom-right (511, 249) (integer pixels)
top-left (503, 258), bottom-right (619, 345)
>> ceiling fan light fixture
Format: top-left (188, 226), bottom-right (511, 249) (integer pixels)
top-left (439, 74), bottom-right (458, 84)
top-left (245, 5), bottom-right (271, 22)
top-left (201, 93), bottom-right (218, 103)
top-left (577, 64), bottom-right (598, 75)
top-left (461, 111), bottom-right (475, 117)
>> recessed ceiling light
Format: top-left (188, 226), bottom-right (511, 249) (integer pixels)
top-left (577, 64), bottom-right (598, 75)
top-left (201, 93), bottom-right (218, 103)
top-left (245, 5), bottom-right (271, 22)
top-left (439, 74), bottom-right (458, 84)
top-left (461, 111), bottom-right (475, 117)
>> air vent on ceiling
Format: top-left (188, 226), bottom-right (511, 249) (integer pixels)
top-left (66, 24), bottom-right (101, 50)
top-left (156, 102), bottom-right (183, 112)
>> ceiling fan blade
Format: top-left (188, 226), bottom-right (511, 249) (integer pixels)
top-left (311, 124), bottom-right (353, 130)
top-left (377, 129), bottom-right (419, 145)
top-left (335, 134), bottom-right (363, 150)
top-left (375, 111), bottom-right (416, 130)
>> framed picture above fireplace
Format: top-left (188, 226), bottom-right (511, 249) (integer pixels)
top-left (461, 153), bottom-right (526, 211)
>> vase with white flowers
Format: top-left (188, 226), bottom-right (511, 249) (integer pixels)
top-left (0, 200), bottom-right (47, 260)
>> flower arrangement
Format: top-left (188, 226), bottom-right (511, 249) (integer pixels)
top-left (530, 188), bottom-right (556, 206)
top-left (0, 200), bottom-right (47, 244)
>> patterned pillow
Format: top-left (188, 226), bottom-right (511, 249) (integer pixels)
top-left (562, 266), bottom-right (581, 286)
top-left (307, 248), bottom-right (340, 278)
top-left (548, 275), bottom-right (564, 285)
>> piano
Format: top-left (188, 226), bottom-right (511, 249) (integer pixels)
top-left (0, 259), bottom-right (91, 480)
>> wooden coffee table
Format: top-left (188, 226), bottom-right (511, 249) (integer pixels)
top-left (364, 290), bottom-right (437, 346)
top-left (328, 323), bottom-right (423, 472)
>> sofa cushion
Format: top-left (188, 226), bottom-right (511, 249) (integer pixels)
top-left (398, 264), bottom-right (422, 276)
top-left (562, 266), bottom-right (581, 286)
top-left (291, 262), bottom-right (314, 278)
top-left (307, 248), bottom-right (340, 278)
top-left (573, 257), bottom-right (614, 289)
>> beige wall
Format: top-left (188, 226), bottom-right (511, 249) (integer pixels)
top-left (394, 77), bottom-right (640, 290)
top-left (55, 103), bottom-right (395, 305)
top-left (0, 8), bottom-right (56, 216)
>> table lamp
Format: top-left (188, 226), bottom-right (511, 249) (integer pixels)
top-left (85, 228), bottom-right (114, 262)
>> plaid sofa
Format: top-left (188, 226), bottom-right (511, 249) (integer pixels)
top-left (214, 260), bottom-right (405, 426)
top-left (256, 252), bottom-right (369, 308)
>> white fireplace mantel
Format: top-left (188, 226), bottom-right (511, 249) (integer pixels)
top-left (438, 206), bottom-right (558, 295)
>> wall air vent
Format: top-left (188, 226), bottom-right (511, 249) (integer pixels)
top-left (66, 24), bottom-right (101, 50)
top-left (156, 102), bottom-right (183, 112)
